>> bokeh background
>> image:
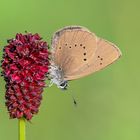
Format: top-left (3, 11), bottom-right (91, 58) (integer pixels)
top-left (0, 0), bottom-right (140, 140)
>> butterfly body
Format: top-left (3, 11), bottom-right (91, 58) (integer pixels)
top-left (49, 26), bottom-right (122, 89)
top-left (49, 65), bottom-right (68, 89)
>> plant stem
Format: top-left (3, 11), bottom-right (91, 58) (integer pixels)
top-left (19, 117), bottom-right (26, 140)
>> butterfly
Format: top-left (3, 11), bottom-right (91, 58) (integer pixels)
top-left (49, 26), bottom-right (122, 90)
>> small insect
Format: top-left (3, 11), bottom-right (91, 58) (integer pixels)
top-left (49, 26), bottom-right (122, 90)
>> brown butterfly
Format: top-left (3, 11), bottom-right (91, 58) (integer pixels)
top-left (49, 26), bottom-right (122, 90)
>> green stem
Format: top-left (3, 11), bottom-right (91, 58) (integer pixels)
top-left (19, 118), bottom-right (26, 140)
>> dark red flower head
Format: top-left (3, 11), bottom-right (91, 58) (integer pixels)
top-left (1, 33), bottom-right (49, 120)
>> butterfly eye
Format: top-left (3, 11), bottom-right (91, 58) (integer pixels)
top-left (83, 53), bottom-right (86, 55)
top-left (75, 44), bottom-right (77, 47)
top-left (60, 82), bottom-right (66, 86)
top-left (83, 46), bottom-right (86, 49)
top-left (80, 44), bottom-right (83, 46)
top-left (83, 58), bottom-right (87, 61)
top-left (59, 81), bottom-right (68, 89)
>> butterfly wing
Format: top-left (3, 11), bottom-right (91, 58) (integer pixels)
top-left (65, 37), bottom-right (122, 80)
top-left (51, 26), bottom-right (122, 81)
top-left (51, 26), bottom-right (98, 75)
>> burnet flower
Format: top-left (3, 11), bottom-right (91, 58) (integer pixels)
top-left (1, 33), bottom-right (49, 120)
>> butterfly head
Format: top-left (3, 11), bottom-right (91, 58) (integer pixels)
top-left (59, 80), bottom-right (68, 90)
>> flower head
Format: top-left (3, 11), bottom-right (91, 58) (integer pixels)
top-left (1, 33), bottom-right (49, 120)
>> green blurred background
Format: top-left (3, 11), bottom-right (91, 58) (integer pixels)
top-left (0, 0), bottom-right (140, 140)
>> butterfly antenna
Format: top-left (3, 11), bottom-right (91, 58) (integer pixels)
top-left (68, 93), bottom-right (77, 106)
top-left (48, 81), bottom-right (53, 87)
top-left (66, 84), bottom-right (77, 106)
top-left (72, 96), bottom-right (77, 106)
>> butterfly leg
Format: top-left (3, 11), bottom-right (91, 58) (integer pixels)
top-left (48, 80), bottom-right (54, 87)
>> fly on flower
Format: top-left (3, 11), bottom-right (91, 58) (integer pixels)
top-left (49, 26), bottom-right (122, 90)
